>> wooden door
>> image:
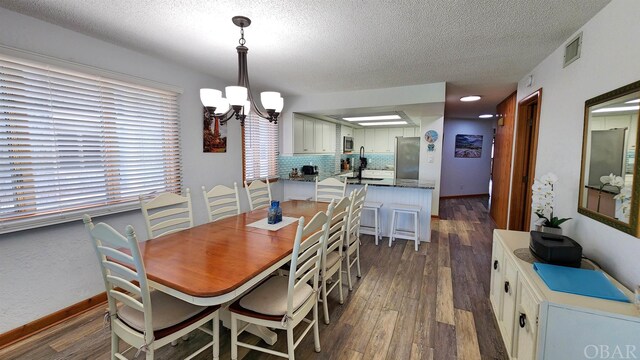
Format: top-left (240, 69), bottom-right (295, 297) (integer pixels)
top-left (490, 92), bottom-right (517, 229)
top-left (509, 89), bottom-right (542, 231)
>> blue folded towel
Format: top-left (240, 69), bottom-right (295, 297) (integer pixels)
top-left (533, 262), bottom-right (629, 303)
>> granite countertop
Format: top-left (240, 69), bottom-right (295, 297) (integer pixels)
top-left (284, 174), bottom-right (435, 189)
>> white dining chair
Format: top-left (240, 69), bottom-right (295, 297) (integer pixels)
top-left (202, 182), bottom-right (241, 222)
top-left (140, 189), bottom-right (194, 239)
top-left (319, 196), bottom-right (350, 324)
top-left (344, 185), bottom-right (367, 291)
top-left (244, 178), bottom-right (272, 210)
top-left (315, 177), bottom-right (347, 202)
top-left (82, 215), bottom-right (220, 360)
top-left (229, 209), bottom-right (332, 360)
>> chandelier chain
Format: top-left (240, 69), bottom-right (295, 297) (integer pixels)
top-left (239, 27), bottom-right (246, 46)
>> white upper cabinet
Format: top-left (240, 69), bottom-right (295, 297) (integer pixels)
top-left (373, 129), bottom-right (389, 152)
top-left (353, 128), bottom-right (364, 151)
top-left (403, 127), bottom-right (419, 137)
top-left (388, 128), bottom-right (403, 151)
top-left (293, 114), bottom-right (336, 154)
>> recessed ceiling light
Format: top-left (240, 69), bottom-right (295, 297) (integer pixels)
top-left (625, 99), bottom-right (640, 104)
top-left (479, 114), bottom-right (494, 118)
top-left (359, 121), bottom-right (407, 126)
top-left (342, 115), bottom-right (402, 121)
top-left (460, 95), bottom-right (481, 102)
top-left (592, 106), bottom-right (640, 113)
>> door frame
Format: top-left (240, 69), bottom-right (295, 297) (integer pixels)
top-left (509, 89), bottom-right (542, 231)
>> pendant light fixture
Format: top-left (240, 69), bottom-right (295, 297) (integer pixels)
top-left (200, 16), bottom-right (283, 126)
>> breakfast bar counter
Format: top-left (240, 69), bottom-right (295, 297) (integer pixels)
top-left (283, 177), bottom-right (435, 242)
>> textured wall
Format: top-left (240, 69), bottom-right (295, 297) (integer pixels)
top-left (517, 0), bottom-right (640, 288)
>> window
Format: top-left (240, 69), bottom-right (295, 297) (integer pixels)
top-left (243, 114), bottom-right (278, 182)
top-left (0, 53), bottom-right (181, 233)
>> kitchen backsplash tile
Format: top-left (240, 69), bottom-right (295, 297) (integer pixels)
top-left (279, 155), bottom-right (337, 178)
top-left (340, 153), bottom-right (395, 169)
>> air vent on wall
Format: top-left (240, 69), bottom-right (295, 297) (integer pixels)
top-left (563, 32), bottom-right (582, 68)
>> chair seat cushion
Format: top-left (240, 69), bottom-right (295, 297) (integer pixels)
top-left (325, 250), bottom-right (342, 269)
top-left (238, 276), bottom-right (314, 316)
top-left (117, 291), bottom-right (211, 333)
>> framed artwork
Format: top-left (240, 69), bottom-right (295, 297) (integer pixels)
top-left (203, 107), bottom-right (227, 153)
top-left (455, 134), bottom-right (483, 158)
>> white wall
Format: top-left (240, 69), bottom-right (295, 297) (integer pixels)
top-left (0, 9), bottom-right (279, 333)
top-left (440, 118), bottom-right (494, 197)
top-left (518, 0), bottom-right (640, 288)
top-left (419, 117), bottom-right (444, 216)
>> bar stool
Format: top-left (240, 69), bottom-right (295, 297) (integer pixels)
top-left (360, 202), bottom-right (383, 245)
top-left (388, 203), bottom-right (421, 251)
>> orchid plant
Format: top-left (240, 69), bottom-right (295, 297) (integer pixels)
top-left (531, 172), bottom-right (571, 228)
top-left (600, 173), bottom-right (631, 221)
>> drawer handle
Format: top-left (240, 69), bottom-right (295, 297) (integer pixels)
top-left (519, 313), bottom-right (527, 328)
top-left (493, 260), bottom-right (499, 270)
top-left (504, 281), bottom-right (510, 293)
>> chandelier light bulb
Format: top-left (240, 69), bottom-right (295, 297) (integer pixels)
top-left (200, 88), bottom-right (222, 107)
top-left (214, 98), bottom-right (230, 115)
top-left (260, 91), bottom-right (281, 110)
top-left (243, 100), bottom-right (251, 115)
top-left (274, 96), bottom-right (284, 113)
top-left (226, 86), bottom-right (248, 106)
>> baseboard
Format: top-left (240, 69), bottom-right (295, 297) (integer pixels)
top-left (431, 215), bottom-right (440, 219)
top-left (0, 292), bottom-right (107, 350)
top-left (440, 193), bottom-right (490, 199)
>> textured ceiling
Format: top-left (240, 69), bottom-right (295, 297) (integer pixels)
top-left (0, 0), bottom-right (610, 119)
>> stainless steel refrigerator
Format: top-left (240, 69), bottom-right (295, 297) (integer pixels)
top-left (395, 137), bottom-right (420, 179)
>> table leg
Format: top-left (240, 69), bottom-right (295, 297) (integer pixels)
top-left (219, 306), bottom-right (278, 345)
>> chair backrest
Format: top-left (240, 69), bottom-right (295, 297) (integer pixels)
top-left (140, 189), bottom-right (194, 239)
top-left (287, 208), bottom-right (332, 316)
top-left (202, 182), bottom-right (241, 222)
top-left (315, 177), bottom-right (347, 202)
top-left (345, 185), bottom-right (367, 248)
top-left (322, 196), bottom-right (351, 271)
top-left (83, 215), bottom-right (154, 344)
top-left (244, 178), bottom-right (272, 211)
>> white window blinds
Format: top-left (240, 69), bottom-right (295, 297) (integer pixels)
top-left (0, 53), bottom-right (181, 233)
top-left (243, 114), bottom-right (278, 182)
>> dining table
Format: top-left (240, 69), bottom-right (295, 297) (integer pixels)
top-left (136, 200), bottom-right (330, 344)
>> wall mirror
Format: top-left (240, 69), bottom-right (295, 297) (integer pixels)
top-left (578, 80), bottom-right (640, 236)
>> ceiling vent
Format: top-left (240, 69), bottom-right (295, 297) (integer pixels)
top-left (563, 32), bottom-right (583, 68)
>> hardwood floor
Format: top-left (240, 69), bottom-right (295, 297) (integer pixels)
top-left (0, 196), bottom-right (507, 360)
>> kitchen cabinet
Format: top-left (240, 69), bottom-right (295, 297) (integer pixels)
top-left (373, 129), bottom-right (389, 152)
top-left (388, 128), bottom-right (403, 151)
top-left (364, 129), bottom-right (376, 151)
top-left (353, 128), bottom-right (364, 151)
top-left (403, 127), bottom-right (419, 137)
top-left (293, 114), bottom-right (336, 154)
top-left (490, 230), bottom-right (640, 360)
top-left (351, 126), bottom-right (420, 154)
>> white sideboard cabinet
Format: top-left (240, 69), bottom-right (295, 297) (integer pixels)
top-left (490, 230), bottom-right (640, 360)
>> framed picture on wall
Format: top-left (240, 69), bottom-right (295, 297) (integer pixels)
top-left (203, 107), bottom-right (227, 153)
top-left (455, 134), bottom-right (483, 158)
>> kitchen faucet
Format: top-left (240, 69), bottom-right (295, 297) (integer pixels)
top-left (358, 146), bottom-right (365, 181)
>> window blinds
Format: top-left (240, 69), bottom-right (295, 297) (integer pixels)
top-left (243, 114), bottom-right (278, 182)
top-left (0, 54), bottom-right (181, 233)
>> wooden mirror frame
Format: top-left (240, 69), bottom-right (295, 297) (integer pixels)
top-left (578, 80), bottom-right (640, 236)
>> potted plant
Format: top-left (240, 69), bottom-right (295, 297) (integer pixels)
top-left (531, 172), bottom-right (571, 234)
top-left (599, 173), bottom-right (631, 222)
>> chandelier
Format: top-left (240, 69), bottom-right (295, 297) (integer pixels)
top-left (200, 16), bottom-right (283, 126)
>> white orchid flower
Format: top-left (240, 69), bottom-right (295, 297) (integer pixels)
top-left (600, 174), bottom-right (612, 184)
top-left (540, 172), bottom-right (558, 185)
top-left (611, 175), bottom-right (625, 188)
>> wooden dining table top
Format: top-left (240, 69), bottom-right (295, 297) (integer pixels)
top-left (138, 200), bottom-right (329, 300)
